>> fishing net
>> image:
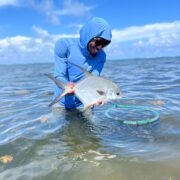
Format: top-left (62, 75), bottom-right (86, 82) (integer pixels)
top-left (105, 104), bottom-right (160, 125)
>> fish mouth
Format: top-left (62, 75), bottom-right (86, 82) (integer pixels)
top-left (119, 92), bottom-right (123, 99)
top-left (109, 95), bottom-right (122, 100)
top-left (119, 94), bottom-right (123, 99)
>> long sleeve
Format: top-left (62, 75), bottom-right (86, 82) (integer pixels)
top-left (91, 61), bottom-right (105, 76)
top-left (54, 39), bottom-right (69, 84)
top-left (91, 52), bottom-right (106, 76)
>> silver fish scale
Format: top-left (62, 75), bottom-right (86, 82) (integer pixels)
top-left (74, 76), bottom-right (120, 107)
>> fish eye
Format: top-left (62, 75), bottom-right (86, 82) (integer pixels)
top-left (116, 92), bottom-right (120, 95)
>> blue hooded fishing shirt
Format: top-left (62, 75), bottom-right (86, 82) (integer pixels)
top-left (54, 17), bottom-right (112, 109)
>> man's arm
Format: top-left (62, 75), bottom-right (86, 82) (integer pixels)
top-left (54, 39), bottom-right (76, 94)
top-left (91, 52), bottom-right (106, 76)
top-left (54, 39), bottom-right (69, 84)
top-left (91, 58), bottom-right (106, 76)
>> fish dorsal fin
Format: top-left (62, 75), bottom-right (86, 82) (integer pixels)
top-left (68, 62), bottom-right (92, 77)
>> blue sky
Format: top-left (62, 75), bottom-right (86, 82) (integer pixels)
top-left (0, 0), bottom-right (180, 64)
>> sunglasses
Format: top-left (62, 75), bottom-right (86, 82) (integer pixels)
top-left (92, 37), bottom-right (111, 48)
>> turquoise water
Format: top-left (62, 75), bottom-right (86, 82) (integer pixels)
top-left (0, 57), bottom-right (180, 179)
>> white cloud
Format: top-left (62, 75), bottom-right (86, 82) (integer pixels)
top-left (0, 0), bottom-right (20, 6)
top-left (32, 25), bottom-right (79, 40)
top-left (53, 0), bottom-right (95, 16)
top-left (29, 0), bottom-right (54, 12)
top-left (0, 27), bottom-right (79, 64)
top-left (29, 0), bottom-right (96, 25)
top-left (1, 21), bottom-right (180, 64)
top-left (48, 15), bottom-right (61, 25)
top-left (32, 26), bottom-right (50, 39)
top-left (28, 0), bottom-right (60, 25)
top-left (108, 21), bottom-right (180, 59)
top-left (0, 0), bottom-right (95, 25)
top-left (47, 0), bottom-right (95, 24)
top-left (0, 0), bottom-right (29, 7)
top-left (0, 35), bottom-right (53, 64)
top-left (112, 21), bottom-right (180, 42)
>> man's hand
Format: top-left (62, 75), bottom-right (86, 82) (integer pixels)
top-left (95, 99), bottom-right (106, 106)
top-left (88, 99), bottom-right (106, 109)
top-left (67, 82), bottom-right (76, 95)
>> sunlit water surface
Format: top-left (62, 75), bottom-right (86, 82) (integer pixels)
top-left (0, 57), bottom-right (180, 180)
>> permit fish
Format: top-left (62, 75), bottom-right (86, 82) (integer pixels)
top-left (46, 62), bottom-right (122, 111)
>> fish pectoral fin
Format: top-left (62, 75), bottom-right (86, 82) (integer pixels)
top-left (48, 90), bottom-right (67, 107)
top-left (96, 90), bottom-right (105, 95)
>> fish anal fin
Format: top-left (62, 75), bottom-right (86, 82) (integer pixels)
top-left (48, 90), bottom-right (68, 107)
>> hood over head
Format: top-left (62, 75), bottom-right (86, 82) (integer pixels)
top-left (79, 17), bottom-right (112, 48)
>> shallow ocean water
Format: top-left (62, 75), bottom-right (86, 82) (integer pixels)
top-left (0, 57), bottom-right (180, 179)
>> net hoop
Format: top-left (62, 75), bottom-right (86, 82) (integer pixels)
top-left (105, 104), bottom-right (160, 125)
